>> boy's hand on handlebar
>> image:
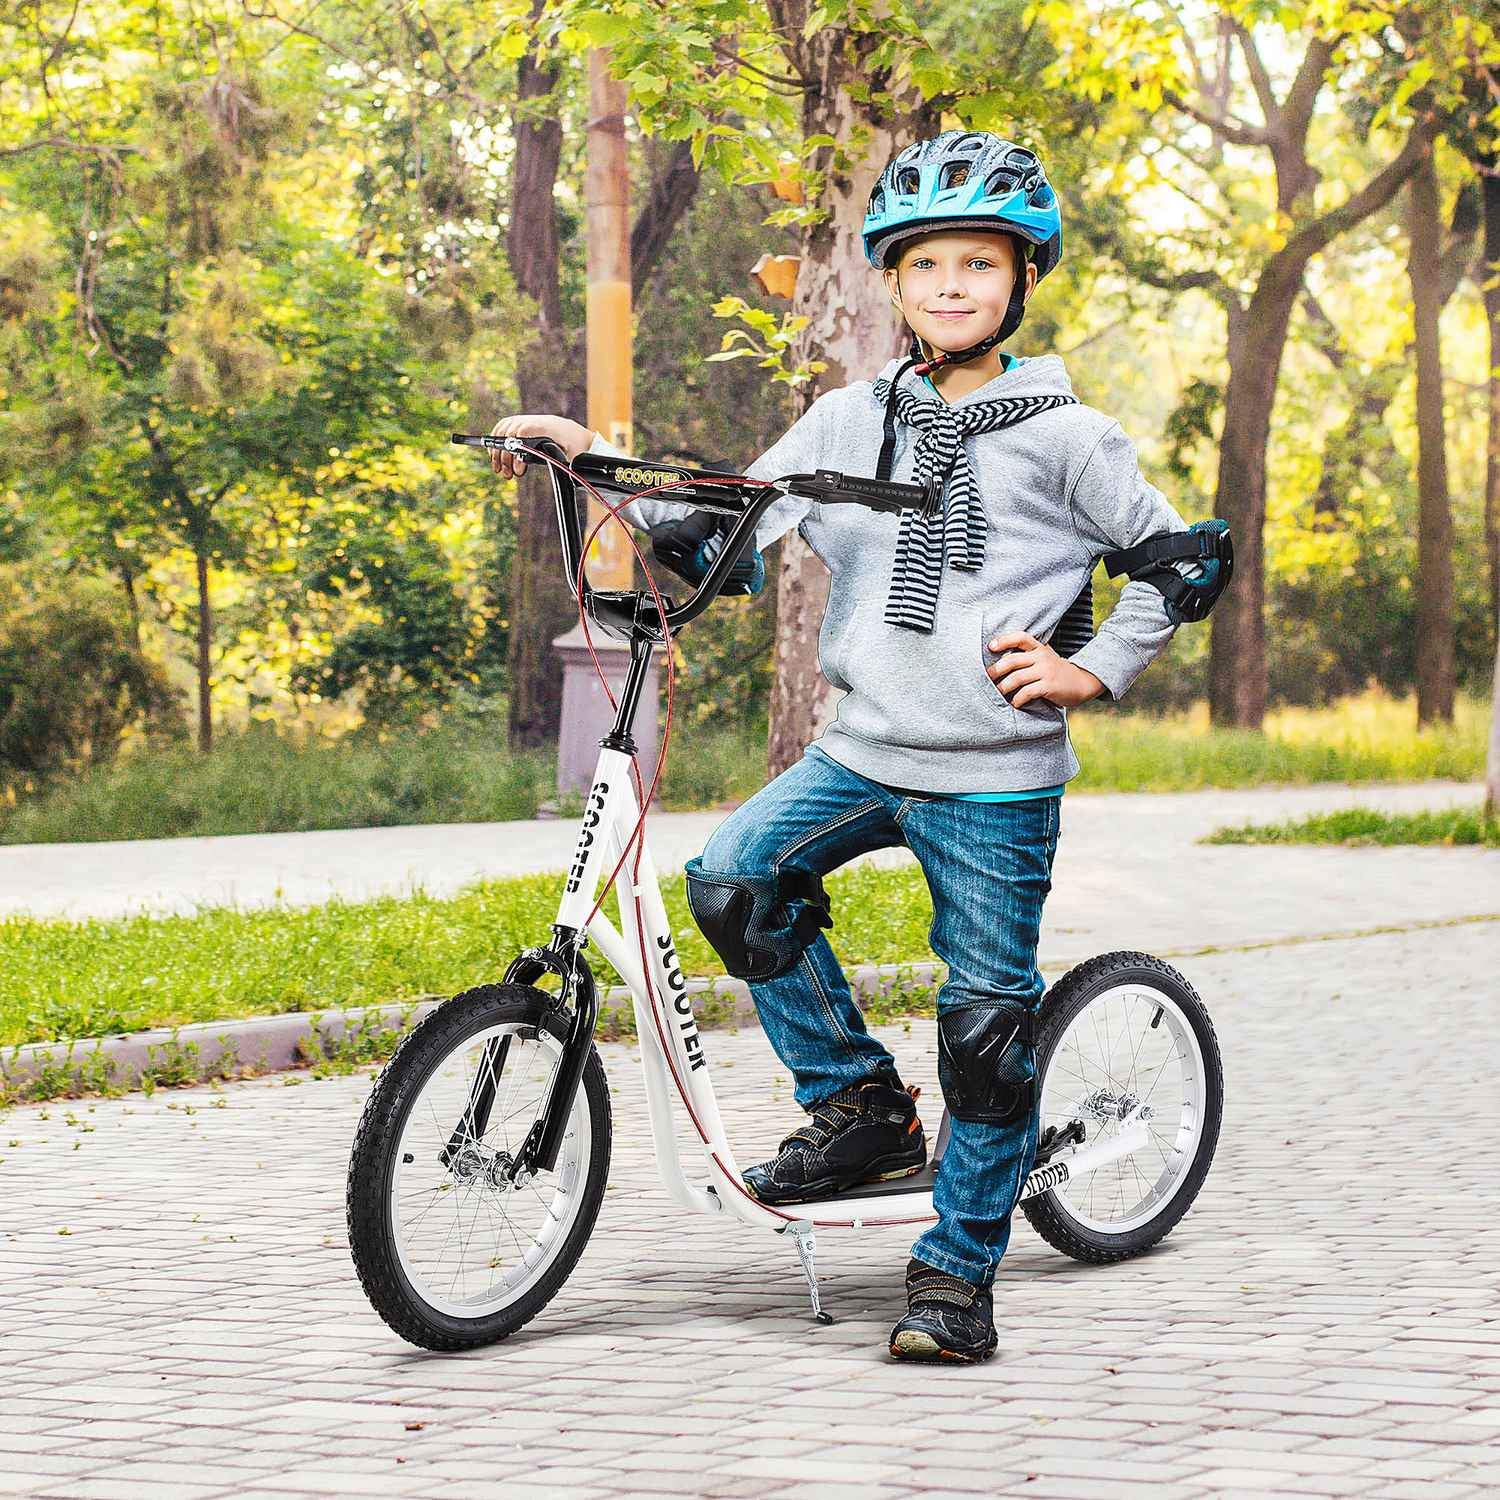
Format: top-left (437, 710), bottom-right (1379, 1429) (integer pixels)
top-left (487, 415), bottom-right (596, 479)
top-left (987, 631), bottom-right (1105, 709)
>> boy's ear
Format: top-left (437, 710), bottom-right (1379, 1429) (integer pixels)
top-left (1022, 259), bottom-right (1038, 303)
top-left (884, 267), bottom-right (903, 307)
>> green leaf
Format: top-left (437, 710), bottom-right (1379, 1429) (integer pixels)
top-left (574, 11), bottom-right (636, 47)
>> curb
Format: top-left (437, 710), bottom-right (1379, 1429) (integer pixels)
top-left (0, 960), bottom-right (948, 1104)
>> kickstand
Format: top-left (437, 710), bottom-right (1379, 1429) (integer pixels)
top-left (788, 1220), bottom-right (833, 1326)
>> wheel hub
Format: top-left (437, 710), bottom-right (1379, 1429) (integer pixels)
top-left (1081, 1088), bottom-right (1152, 1124)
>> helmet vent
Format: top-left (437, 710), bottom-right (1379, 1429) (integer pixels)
top-left (941, 162), bottom-right (971, 191)
top-left (986, 168), bottom-right (1021, 197)
top-left (953, 133), bottom-right (987, 153)
top-left (869, 188), bottom-right (885, 216)
top-left (1004, 147), bottom-right (1037, 167)
top-left (897, 167), bottom-right (920, 195)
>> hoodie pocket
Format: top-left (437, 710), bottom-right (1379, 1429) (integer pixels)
top-left (979, 613), bottom-right (1068, 744)
top-left (830, 599), bottom-right (1018, 752)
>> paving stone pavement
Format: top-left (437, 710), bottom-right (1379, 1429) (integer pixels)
top-left (3, 914), bottom-right (1499, 1498)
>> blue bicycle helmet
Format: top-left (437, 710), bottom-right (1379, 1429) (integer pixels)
top-left (863, 130), bottom-right (1062, 280)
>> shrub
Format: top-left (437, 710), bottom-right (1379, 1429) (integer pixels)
top-left (0, 574), bottom-right (182, 786)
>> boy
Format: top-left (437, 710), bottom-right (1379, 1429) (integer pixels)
top-left (490, 130), bottom-right (1195, 1362)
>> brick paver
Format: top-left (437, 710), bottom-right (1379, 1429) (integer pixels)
top-left (4, 910), bottom-right (1499, 1496)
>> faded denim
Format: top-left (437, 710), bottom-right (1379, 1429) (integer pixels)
top-left (698, 742), bottom-right (1060, 1286)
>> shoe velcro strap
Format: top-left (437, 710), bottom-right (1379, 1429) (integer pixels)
top-left (782, 1096), bottom-right (858, 1151)
top-left (909, 1273), bottom-right (980, 1310)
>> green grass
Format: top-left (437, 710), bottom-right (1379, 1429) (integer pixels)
top-left (3, 689), bottom-right (1483, 846)
top-left (0, 725), bottom-right (555, 844)
top-left (1206, 806), bottom-right (1499, 849)
top-left (1069, 692), bottom-right (1487, 791)
top-left (0, 714), bottom-right (773, 844)
top-left (0, 860), bottom-right (943, 1050)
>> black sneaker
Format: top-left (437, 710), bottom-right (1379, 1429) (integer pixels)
top-left (742, 1071), bottom-right (926, 1205)
top-left (888, 1256), bottom-right (998, 1363)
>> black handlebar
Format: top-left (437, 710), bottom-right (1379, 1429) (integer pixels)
top-left (450, 432), bottom-right (939, 643)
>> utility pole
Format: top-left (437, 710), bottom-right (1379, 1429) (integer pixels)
top-left (550, 50), bottom-right (662, 808)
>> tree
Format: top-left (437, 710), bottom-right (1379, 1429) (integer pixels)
top-left (1042, 1), bottom-right (1445, 727)
top-left (1408, 145), bottom-right (1456, 724)
top-left (0, 18), bottom-right (464, 750)
top-left (0, 574), bottom-right (181, 786)
top-left (498, 44), bottom-right (712, 747)
top-left (1300, 188), bottom-right (1478, 526)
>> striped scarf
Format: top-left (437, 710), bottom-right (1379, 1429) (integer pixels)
top-left (870, 375), bottom-right (1078, 633)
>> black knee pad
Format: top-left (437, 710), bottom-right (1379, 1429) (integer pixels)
top-left (937, 999), bottom-right (1037, 1126)
top-left (682, 856), bottom-right (832, 982)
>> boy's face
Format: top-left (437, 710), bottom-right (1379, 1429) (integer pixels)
top-left (882, 229), bottom-right (1037, 355)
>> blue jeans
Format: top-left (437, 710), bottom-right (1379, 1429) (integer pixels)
top-left (697, 744), bottom-right (1060, 1286)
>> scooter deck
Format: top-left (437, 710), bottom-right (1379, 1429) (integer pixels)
top-left (820, 1159), bottom-right (939, 1202)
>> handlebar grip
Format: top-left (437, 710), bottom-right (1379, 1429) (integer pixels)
top-left (797, 469), bottom-right (941, 517)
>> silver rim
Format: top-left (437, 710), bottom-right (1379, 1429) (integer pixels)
top-left (388, 1021), bottom-right (592, 1320)
top-left (1038, 981), bottom-right (1208, 1235)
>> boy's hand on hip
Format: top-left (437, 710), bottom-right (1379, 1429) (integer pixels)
top-left (987, 631), bottom-right (1105, 708)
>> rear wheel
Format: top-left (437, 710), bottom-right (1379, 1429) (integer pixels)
top-left (346, 983), bottom-right (611, 1350)
top-left (1023, 952), bottom-right (1222, 1263)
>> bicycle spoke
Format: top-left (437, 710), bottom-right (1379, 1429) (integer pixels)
top-left (1044, 982), bottom-right (1207, 1235)
top-left (384, 1020), bottom-right (596, 1320)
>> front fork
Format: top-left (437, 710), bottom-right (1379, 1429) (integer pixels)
top-left (481, 928), bottom-right (598, 1180)
top-left (438, 1032), bottom-right (512, 1170)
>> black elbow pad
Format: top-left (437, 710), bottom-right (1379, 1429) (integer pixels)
top-left (1101, 519), bottom-right (1233, 624)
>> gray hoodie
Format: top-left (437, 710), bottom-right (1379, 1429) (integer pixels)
top-left (587, 352), bottom-right (1186, 793)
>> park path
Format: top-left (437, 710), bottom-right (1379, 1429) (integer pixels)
top-left (0, 782), bottom-right (1491, 970)
top-left (2, 776), bottom-right (1495, 1495)
top-left (2, 914), bottom-right (1498, 1498)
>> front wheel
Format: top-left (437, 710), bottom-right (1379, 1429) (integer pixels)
top-left (1023, 951), bottom-right (1223, 1263)
top-left (346, 983), bottom-right (611, 1350)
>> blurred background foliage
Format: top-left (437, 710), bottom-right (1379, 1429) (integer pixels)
top-left (0, 0), bottom-right (1493, 838)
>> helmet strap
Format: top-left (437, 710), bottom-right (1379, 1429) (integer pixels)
top-left (877, 354), bottom-right (921, 482)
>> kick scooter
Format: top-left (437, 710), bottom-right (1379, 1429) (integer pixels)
top-left (345, 435), bottom-right (1224, 1350)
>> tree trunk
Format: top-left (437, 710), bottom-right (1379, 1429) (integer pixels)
top-left (1488, 599), bottom-right (1500, 825)
top-left (1483, 165), bottom-right (1500, 635)
top-left (504, 6), bottom-right (581, 751)
top-left (1409, 151), bottom-right (1454, 726)
top-left (1208, 275), bottom-right (1299, 727)
top-left (762, 6), bottom-right (940, 775)
top-left (117, 556), bottom-right (142, 652)
top-left (194, 539), bottom-right (213, 754)
top-left (503, 26), bottom-right (704, 750)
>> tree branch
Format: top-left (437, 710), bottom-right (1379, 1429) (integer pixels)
top-left (630, 138), bottom-right (703, 300)
top-left (1161, 0), bottom-right (1215, 103)
top-left (1280, 33), bottom-right (1335, 153)
top-left (0, 136), bottom-right (139, 159)
top-left (1281, 119), bottom-right (1437, 271)
top-left (709, 37), bottom-right (813, 92)
top-left (1131, 261), bottom-right (1236, 301)
top-left (1229, 16), bottom-right (1278, 127)
top-left (1162, 88), bottom-right (1271, 148)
